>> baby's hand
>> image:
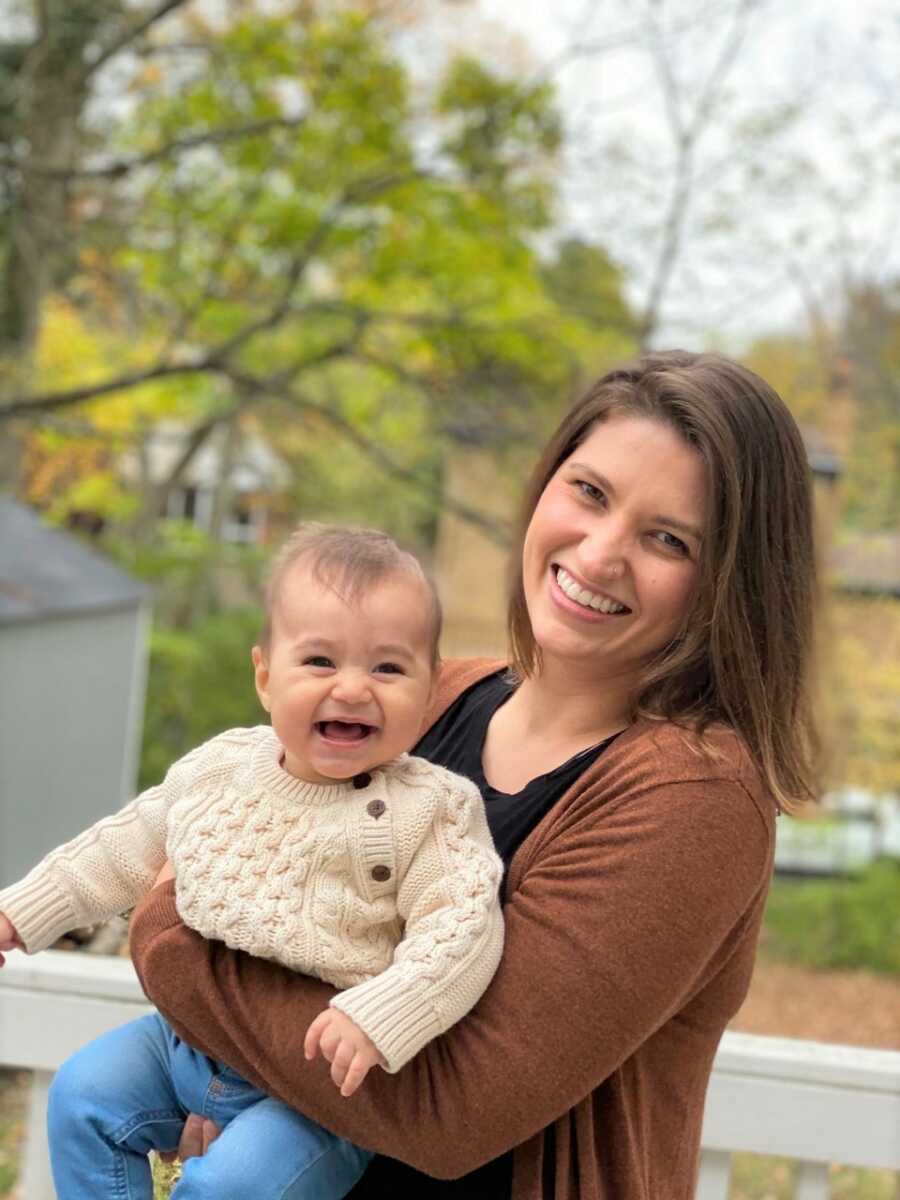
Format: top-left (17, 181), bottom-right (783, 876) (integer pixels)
top-left (304, 1008), bottom-right (385, 1097)
top-left (0, 912), bottom-right (23, 967)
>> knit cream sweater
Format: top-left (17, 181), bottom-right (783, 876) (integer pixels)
top-left (0, 726), bottom-right (504, 1071)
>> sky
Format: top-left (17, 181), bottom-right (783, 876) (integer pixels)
top-left (396, 0), bottom-right (900, 347)
top-left (4, 0), bottom-right (896, 348)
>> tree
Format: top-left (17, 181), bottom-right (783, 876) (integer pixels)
top-left (0, 0), bottom-right (194, 361)
top-left (2, 2), bottom-right (635, 547)
top-left (531, 0), bottom-right (801, 347)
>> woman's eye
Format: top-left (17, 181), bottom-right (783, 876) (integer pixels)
top-left (653, 531), bottom-right (689, 556)
top-left (374, 662), bottom-right (404, 676)
top-left (575, 480), bottom-right (605, 503)
top-left (303, 655), bottom-right (334, 669)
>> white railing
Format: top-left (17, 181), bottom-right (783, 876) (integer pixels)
top-left (699, 1032), bottom-right (900, 1198)
top-left (0, 952), bottom-right (152, 1200)
top-left (1, 951), bottom-right (899, 1200)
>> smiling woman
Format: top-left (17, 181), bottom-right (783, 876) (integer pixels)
top-left (508, 350), bottom-right (819, 812)
top-left (129, 350), bottom-right (821, 1200)
top-left (520, 414), bottom-right (706, 695)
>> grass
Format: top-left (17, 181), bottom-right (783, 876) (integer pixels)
top-left (0, 1069), bottom-right (27, 1196)
top-left (153, 1156), bottom-right (180, 1199)
top-left (730, 1154), bottom-right (898, 1199)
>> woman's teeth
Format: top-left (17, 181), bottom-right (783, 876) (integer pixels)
top-left (556, 567), bottom-right (627, 614)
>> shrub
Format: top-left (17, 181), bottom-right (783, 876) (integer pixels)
top-left (762, 860), bottom-right (900, 974)
top-left (139, 608), bottom-right (264, 790)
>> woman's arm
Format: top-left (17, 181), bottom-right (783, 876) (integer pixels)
top-left (131, 775), bottom-right (770, 1179)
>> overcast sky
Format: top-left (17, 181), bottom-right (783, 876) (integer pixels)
top-left (398, 0), bottom-right (900, 347)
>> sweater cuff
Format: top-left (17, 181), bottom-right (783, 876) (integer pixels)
top-left (330, 971), bottom-right (442, 1073)
top-left (0, 872), bottom-right (78, 954)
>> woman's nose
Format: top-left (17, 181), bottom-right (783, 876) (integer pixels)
top-left (578, 526), bottom-right (628, 582)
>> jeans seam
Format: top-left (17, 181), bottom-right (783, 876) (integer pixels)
top-left (281, 1143), bottom-right (332, 1199)
top-left (111, 1109), bottom-right (186, 1145)
top-left (280, 1142), bottom-right (373, 1200)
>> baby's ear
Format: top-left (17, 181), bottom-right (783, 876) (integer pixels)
top-left (251, 645), bottom-right (271, 712)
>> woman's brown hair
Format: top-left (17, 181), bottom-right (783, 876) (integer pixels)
top-left (508, 350), bottom-right (820, 812)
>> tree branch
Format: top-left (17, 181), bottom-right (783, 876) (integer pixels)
top-left (204, 168), bottom-right (422, 363)
top-left (638, 0), bottom-right (759, 346)
top-left (0, 322), bottom-right (368, 423)
top-left (219, 365), bottom-right (511, 547)
top-left (83, 0), bottom-right (194, 80)
top-left (0, 362), bottom-right (213, 421)
top-left (0, 117), bottom-right (309, 181)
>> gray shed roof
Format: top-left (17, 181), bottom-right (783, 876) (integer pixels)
top-left (0, 498), bottom-right (148, 624)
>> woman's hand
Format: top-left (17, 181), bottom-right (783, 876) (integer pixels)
top-left (157, 1113), bottom-right (221, 1164)
top-left (304, 1008), bottom-right (385, 1097)
top-left (153, 860), bottom-right (175, 888)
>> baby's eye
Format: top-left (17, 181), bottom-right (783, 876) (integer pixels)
top-left (652, 531), bottom-right (689, 556)
top-left (374, 662), bottom-right (405, 676)
top-left (303, 655), bottom-right (334, 669)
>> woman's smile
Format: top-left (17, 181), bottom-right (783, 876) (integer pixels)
top-left (551, 565), bottom-right (631, 617)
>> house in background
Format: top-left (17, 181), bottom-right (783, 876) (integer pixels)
top-left (0, 499), bottom-right (150, 889)
top-left (121, 421), bottom-right (291, 545)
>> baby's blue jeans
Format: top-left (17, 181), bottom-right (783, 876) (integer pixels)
top-left (47, 1012), bottom-right (372, 1200)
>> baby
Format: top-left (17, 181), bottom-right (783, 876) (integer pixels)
top-left (0, 523), bottom-right (504, 1200)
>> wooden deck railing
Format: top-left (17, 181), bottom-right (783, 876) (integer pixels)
top-left (1, 952), bottom-right (898, 1199)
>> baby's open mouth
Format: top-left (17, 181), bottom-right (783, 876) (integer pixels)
top-left (316, 721), bottom-right (375, 742)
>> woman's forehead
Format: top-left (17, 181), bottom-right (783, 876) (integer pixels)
top-left (562, 414), bottom-right (707, 518)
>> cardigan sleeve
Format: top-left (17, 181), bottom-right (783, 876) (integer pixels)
top-left (0, 742), bottom-right (210, 953)
top-left (329, 775), bottom-right (504, 1072)
top-left (130, 768), bottom-right (772, 1180)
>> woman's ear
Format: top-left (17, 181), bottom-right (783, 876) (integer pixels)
top-left (251, 645), bottom-right (271, 713)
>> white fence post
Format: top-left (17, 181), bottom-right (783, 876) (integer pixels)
top-left (695, 1148), bottom-right (731, 1200)
top-left (0, 952), bottom-right (152, 1199)
top-left (793, 1160), bottom-right (830, 1200)
top-left (19, 1071), bottom-right (54, 1200)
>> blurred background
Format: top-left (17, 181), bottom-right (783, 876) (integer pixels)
top-left (0, 1), bottom-right (898, 1192)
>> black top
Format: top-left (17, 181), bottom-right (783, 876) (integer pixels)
top-left (347, 670), bottom-right (620, 1200)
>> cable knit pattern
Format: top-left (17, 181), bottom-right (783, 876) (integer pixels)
top-left (0, 726), bottom-right (504, 1072)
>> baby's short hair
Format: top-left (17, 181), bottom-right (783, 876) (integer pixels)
top-left (260, 522), bottom-right (442, 667)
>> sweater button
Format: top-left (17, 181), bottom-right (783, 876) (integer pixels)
top-left (366, 799), bottom-right (386, 819)
top-left (371, 865), bottom-right (391, 883)
top-left (352, 772), bottom-right (372, 789)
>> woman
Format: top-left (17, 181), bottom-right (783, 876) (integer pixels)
top-left (130, 349), bottom-right (819, 1199)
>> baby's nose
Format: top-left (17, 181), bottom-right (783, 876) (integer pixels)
top-left (331, 672), bottom-right (372, 702)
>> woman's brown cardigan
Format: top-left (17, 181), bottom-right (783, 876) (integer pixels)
top-left (130, 658), bottom-right (775, 1200)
